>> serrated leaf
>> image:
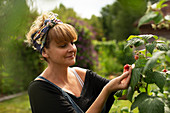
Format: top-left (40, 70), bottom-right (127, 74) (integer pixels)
top-left (130, 68), bottom-right (142, 90)
top-left (131, 93), bottom-right (148, 110)
top-left (139, 96), bottom-right (165, 113)
top-left (143, 51), bottom-right (165, 73)
top-left (124, 38), bottom-right (144, 49)
top-left (153, 71), bottom-right (166, 92)
top-left (135, 58), bottom-right (148, 68)
top-left (138, 34), bottom-right (156, 41)
top-left (131, 93), bottom-right (165, 113)
top-left (146, 43), bottom-right (155, 54)
top-left (156, 43), bottom-right (169, 51)
top-left (144, 70), bottom-right (155, 84)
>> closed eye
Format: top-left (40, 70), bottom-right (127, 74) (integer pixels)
top-left (59, 44), bottom-right (67, 48)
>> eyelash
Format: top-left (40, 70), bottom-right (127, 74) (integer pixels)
top-left (59, 42), bottom-right (74, 48)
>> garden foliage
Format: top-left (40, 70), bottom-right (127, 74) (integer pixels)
top-left (115, 34), bottom-right (170, 113)
top-left (67, 18), bottom-right (98, 70)
top-left (93, 39), bottom-right (135, 76)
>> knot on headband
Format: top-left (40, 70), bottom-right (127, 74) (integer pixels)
top-left (31, 13), bottom-right (63, 54)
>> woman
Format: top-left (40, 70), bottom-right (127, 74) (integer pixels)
top-left (26, 12), bottom-right (132, 113)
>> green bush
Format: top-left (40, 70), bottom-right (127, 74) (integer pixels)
top-left (0, 37), bottom-right (44, 94)
top-left (93, 39), bottom-right (135, 76)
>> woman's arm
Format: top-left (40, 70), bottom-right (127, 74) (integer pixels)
top-left (86, 66), bottom-right (132, 113)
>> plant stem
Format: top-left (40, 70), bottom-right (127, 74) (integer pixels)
top-left (146, 83), bottom-right (148, 94)
top-left (145, 42), bottom-right (147, 58)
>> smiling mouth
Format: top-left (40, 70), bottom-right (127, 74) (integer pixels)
top-left (66, 53), bottom-right (75, 58)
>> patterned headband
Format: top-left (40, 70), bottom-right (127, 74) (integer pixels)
top-left (31, 13), bottom-right (63, 54)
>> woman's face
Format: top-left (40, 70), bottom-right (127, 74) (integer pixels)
top-left (43, 39), bottom-right (77, 67)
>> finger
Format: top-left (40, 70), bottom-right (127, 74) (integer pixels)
top-left (119, 71), bottom-right (129, 81)
top-left (125, 66), bottom-right (132, 83)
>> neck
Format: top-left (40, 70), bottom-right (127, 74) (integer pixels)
top-left (42, 64), bottom-right (70, 84)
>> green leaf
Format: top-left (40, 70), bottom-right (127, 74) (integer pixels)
top-left (135, 58), bottom-right (148, 68)
top-left (124, 38), bottom-right (144, 49)
top-left (130, 68), bottom-right (142, 90)
top-left (121, 107), bottom-right (129, 113)
top-left (131, 93), bottom-right (165, 113)
top-left (138, 11), bottom-right (159, 27)
top-left (143, 51), bottom-right (165, 73)
top-left (167, 50), bottom-right (170, 57)
top-left (127, 86), bottom-right (135, 102)
top-left (114, 90), bottom-right (123, 97)
top-left (156, 0), bottom-right (167, 9)
top-left (152, 12), bottom-right (163, 24)
top-left (127, 35), bottom-right (141, 41)
top-left (131, 93), bottom-right (148, 110)
top-left (138, 34), bottom-right (158, 41)
top-left (144, 70), bottom-right (155, 84)
top-left (156, 43), bottom-right (169, 51)
top-left (153, 71), bottom-right (166, 92)
top-left (146, 43), bottom-right (155, 54)
top-left (139, 96), bottom-right (165, 113)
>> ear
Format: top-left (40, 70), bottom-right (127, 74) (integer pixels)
top-left (42, 48), bottom-right (49, 58)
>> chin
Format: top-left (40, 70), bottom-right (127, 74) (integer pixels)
top-left (68, 60), bottom-right (76, 66)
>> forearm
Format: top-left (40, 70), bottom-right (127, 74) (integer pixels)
top-left (86, 85), bottom-right (112, 113)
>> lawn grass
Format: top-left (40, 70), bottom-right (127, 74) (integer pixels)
top-left (0, 92), bottom-right (31, 113)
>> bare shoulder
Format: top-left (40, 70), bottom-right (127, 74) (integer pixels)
top-left (72, 67), bottom-right (87, 80)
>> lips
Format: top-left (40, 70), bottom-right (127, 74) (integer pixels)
top-left (66, 53), bottom-right (75, 58)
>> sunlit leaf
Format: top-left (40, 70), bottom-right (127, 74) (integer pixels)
top-left (124, 38), bottom-right (144, 49)
top-left (156, 43), bottom-right (169, 51)
top-left (143, 51), bottom-right (165, 73)
top-left (138, 11), bottom-right (159, 27)
top-left (127, 35), bottom-right (141, 41)
top-left (138, 34), bottom-right (158, 41)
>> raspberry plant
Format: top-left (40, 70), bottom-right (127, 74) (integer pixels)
top-left (115, 34), bottom-right (170, 113)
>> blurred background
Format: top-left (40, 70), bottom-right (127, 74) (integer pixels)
top-left (0, 0), bottom-right (169, 113)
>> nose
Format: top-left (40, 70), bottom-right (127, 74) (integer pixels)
top-left (68, 43), bottom-right (76, 52)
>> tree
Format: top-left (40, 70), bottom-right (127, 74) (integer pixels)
top-left (100, 0), bottom-right (147, 41)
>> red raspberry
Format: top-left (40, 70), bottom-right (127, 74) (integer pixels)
top-left (124, 64), bottom-right (130, 71)
top-left (135, 55), bottom-right (139, 60)
top-left (162, 69), bottom-right (167, 72)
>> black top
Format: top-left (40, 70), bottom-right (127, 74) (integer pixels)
top-left (28, 70), bottom-right (116, 113)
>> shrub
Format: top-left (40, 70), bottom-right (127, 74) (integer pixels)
top-left (93, 39), bottom-right (135, 76)
top-left (67, 18), bottom-right (98, 70)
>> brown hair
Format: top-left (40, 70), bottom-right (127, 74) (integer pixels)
top-left (26, 12), bottom-right (78, 51)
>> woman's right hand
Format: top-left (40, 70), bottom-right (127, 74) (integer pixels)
top-left (105, 65), bottom-right (132, 94)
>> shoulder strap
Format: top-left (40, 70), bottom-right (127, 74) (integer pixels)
top-left (71, 68), bottom-right (84, 88)
top-left (36, 76), bottom-right (84, 113)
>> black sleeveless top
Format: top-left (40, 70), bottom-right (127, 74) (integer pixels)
top-left (28, 70), bottom-right (116, 113)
